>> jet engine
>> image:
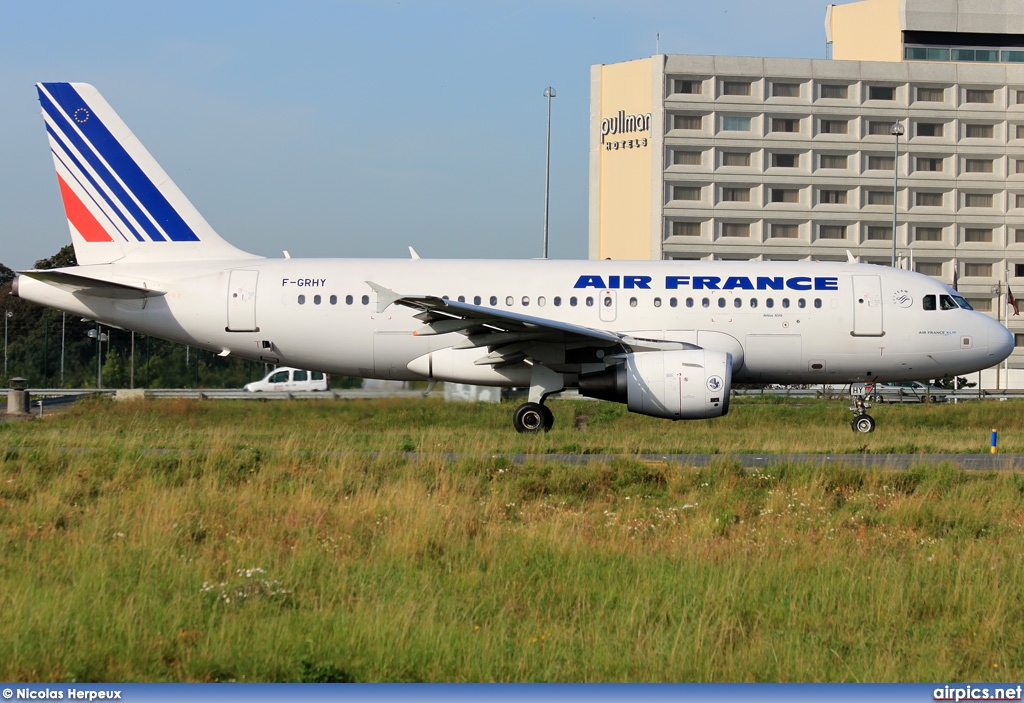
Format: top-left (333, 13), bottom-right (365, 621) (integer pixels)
top-left (578, 349), bottom-right (732, 420)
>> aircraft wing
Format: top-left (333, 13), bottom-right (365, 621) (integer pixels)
top-left (18, 270), bottom-right (165, 300)
top-left (366, 281), bottom-right (694, 360)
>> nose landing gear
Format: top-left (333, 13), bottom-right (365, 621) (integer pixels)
top-left (850, 396), bottom-right (875, 433)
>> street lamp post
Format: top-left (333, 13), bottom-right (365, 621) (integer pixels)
top-left (3, 310), bottom-right (10, 381)
top-left (890, 121), bottom-right (905, 268)
top-left (542, 86), bottom-right (556, 259)
top-left (88, 325), bottom-right (108, 388)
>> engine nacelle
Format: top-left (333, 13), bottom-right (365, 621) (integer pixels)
top-left (578, 349), bottom-right (732, 420)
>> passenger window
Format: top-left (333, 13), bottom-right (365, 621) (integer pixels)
top-left (702, 298), bottom-right (710, 308)
top-left (270, 371), bottom-right (288, 383)
top-left (570, 297), bottom-right (578, 306)
top-left (814, 298), bottom-right (822, 308)
top-left (538, 296), bottom-right (546, 307)
top-left (603, 296), bottom-right (612, 307)
top-left (473, 296), bottom-right (481, 305)
top-left (766, 298), bottom-right (774, 308)
top-left (782, 299), bottom-right (790, 308)
top-left (798, 298), bottom-right (806, 308)
top-left (329, 295), bottom-right (337, 305)
top-left (923, 295), bottom-right (936, 310)
top-left (346, 295), bottom-right (353, 305)
top-left (522, 296), bottom-right (530, 306)
top-left (940, 294), bottom-right (957, 310)
top-left (506, 296), bottom-right (514, 306)
top-left (554, 296), bottom-right (562, 306)
top-left (629, 297), bottom-right (638, 307)
top-left (586, 297), bottom-right (595, 307)
top-left (311, 372), bottom-right (323, 380)
top-left (733, 298), bottom-right (741, 308)
top-left (490, 296), bottom-right (498, 306)
top-left (750, 298), bottom-right (758, 308)
top-left (458, 296), bottom-right (465, 303)
top-left (314, 295), bottom-right (321, 305)
top-left (670, 297), bottom-right (679, 308)
top-left (718, 298), bottom-right (726, 308)
top-left (685, 298), bottom-right (693, 308)
top-left (294, 370), bottom-right (308, 381)
top-left (654, 297), bottom-right (662, 307)
top-left (361, 295), bottom-right (369, 305)
top-left (298, 295), bottom-right (306, 304)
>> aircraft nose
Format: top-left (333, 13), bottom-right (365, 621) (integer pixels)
top-left (987, 317), bottom-right (1014, 363)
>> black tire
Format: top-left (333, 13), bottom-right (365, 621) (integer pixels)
top-left (513, 402), bottom-right (548, 433)
top-left (540, 404), bottom-right (554, 431)
top-left (851, 414), bottom-right (876, 433)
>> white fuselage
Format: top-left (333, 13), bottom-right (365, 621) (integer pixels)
top-left (16, 258), bottom-right (1014, 387)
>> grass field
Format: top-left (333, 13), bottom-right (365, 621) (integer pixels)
top-left (2, 396), bottom-right (1024, 681)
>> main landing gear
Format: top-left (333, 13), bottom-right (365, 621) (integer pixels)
top-left (850, 395), bottom-right (876, 433)
top-left (512, 366), bottom-right (562, 434)
top-left (513, 402), bottom-right (554, 433)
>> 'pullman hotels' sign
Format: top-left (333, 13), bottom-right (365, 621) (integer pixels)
top-left (600, 110), bottom-right (652, 151)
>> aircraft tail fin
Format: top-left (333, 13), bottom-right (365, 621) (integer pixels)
top-left (36, 82), bottom-right (260, 266)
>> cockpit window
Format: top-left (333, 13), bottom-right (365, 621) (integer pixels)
top-left (923, 295), bottom-right (936, 311)
top-left (952, 295), bottom-right (973, 310)
top-left (939, 294), bottom-right (958, 310)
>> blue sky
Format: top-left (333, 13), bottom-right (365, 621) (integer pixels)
top-left (1, 0), bottom-right (831, 269)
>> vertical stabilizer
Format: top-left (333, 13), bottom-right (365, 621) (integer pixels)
top-left (36, 82), bottom-right (260, 265)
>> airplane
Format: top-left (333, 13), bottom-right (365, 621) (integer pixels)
top-left (14, 82), bottom-right (1015, 434)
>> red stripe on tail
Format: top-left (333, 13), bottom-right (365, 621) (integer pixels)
top-left (56, 174), bottom-right (113, 243)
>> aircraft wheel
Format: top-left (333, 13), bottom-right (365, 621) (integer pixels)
top-left (513, 402), bottom-right (549, 433)
top-left (851, 414), bottom-right (876, 433)
top-left (541, 404), bottom-right (554, 431)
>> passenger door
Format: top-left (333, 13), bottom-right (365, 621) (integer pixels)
top-left (851, 275), bottom-right (883, 337)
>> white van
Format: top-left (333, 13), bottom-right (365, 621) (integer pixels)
top-left (243, 367), bottom-right (329, 392)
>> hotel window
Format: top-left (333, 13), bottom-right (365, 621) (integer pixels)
top-left (965, 89), bottom-right (995, 104)
top-left (820, 84), bottom-right (848, 99)
top-left (964, 262), bottom-right (993, 277)
top-left (721, 116), bottom-right (751, 131)
top-left (673, 186), bottom-right (701, 201)
top-left (916, 157), bottom-right (943, 172)
top-left (1017, 194), bottom-right (1024, 208)
top-left (916, 262), bottom-right (943, 276)
top-left (963, 228), bottom-right (993, 243)
top-left (673, 150), bottom-right (702, 166)
top-left (671, 221), bottom-right (701, 237)
top-left (722, 80), bottom-right (752, 96)
top-left (674, 115), bottom-right (703, 130)
top-left (772, 82), bottom-right (800, 98)
top-left (818, 224), bottom-right (847, 239)
top-left (868, 85), bottom-right (895, 100)
top-left (819, 154), bottom-right (848, 169)
top-left (964, 123), bottom-right (994, 138)
top-left (916, 122), bottom-right (943, 137)
top-left (674, 79), bottom-right (702, 95)
top-left (770, 223), bottom-right (799, 238)
top-left (770, 188), bottom-right (799, 203)
top-left (1017, 264), bottom-right (1024, 276)
top-left (968, 298), bottom-right (992, 312)
top-left (867, 155), bottom-right (894, 170)
top-left (915, 191), bottom-right (944, 207)
top-left (1016, 125), bottom-right (1024, 139)
top-left (867, 121), bottom-right (891, 136)
top-left (917, 86), bottom-right (945, 102)
top-left (721, 151), bottom-right (751, 167)
top-left (721, 187), bottom-right (751, 202)
top-left (1017, 90), bottom-right (1024, 105)
top-left (964, 158), bottom-right (994, 173)
top-left (914, 227), bottom-right (942, 242)
top-left (963, 193), bottom-right (994, 208)
top-left (771, 153), bottom-right (798, 168)
top-left (819, 119), bottom-right (848, 134)
top-left (771, 118), bottom-right (800, 133)
top-left (866, 190), bottom-right (894, 206)
top-left (819, 189), bottom-right (847, 204)
top-left (1017, 160), bottom-right (1024, 174)
top-left (866, 226), bottom-right (892, 241)
top-left (721, 223), bottom-right (750, 237)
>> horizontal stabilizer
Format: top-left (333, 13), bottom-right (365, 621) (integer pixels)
top-left (17, 270), bottom-right (165, 300)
